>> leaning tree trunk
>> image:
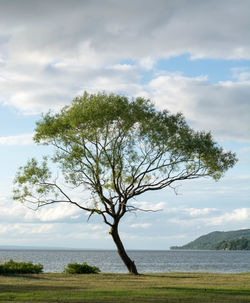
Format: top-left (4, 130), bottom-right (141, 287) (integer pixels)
top-left (110, 224), bottom-right (138, 275)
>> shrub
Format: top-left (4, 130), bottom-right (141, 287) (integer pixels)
top-left (0, 259), bottom-right (43, 274)
top-left (64, 262), bottom-right (100, 274)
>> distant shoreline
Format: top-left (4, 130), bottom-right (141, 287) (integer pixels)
top-left (0, 246), bottom-right (173, 251)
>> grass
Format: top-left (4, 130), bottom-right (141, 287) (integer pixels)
top-left (0, 272), bottom-right (249, 302)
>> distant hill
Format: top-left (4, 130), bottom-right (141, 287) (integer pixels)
top-left (171, 229), bottom-right (250, 250)
top-left (213, 237), bottom-right (250, 250)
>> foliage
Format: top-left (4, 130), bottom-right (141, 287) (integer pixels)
top-left (213, 237), bottom-right (250, 250)
top-left (64, 262), bottom-right (100, 274)
top-left (13, 92), bottom-right (237, 274)
top-left (171, 229), bottom-right (250, 250)
top-left (13, 92), bottom-right (237, 211)
top-left (0, 259), bottom-right (43, 274)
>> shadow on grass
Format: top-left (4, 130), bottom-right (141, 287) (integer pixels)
top-left (140, 274), bottom-right (199, 279)
top-left (0, 284), bottom-right (77, 293)
top-left (151, 286), bottom-right (250, 296)
top-left (0, 274), bottom-right (48, 280)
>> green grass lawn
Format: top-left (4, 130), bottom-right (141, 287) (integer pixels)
top-left (0, 272), bottom-right (249, 302)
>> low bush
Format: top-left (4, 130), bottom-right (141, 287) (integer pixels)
top-left (64, 262), bottom-right (100, 274)
top-left (0, 259), bottom-right (43, 274)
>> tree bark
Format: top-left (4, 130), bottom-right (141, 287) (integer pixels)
top-left (111, 224), bottom-right (138, 275)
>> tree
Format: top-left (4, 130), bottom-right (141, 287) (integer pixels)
top-left (13, 92), bottom-right (237, 275)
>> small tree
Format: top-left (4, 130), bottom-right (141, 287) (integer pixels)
top-left (13, 92), bottom-right (237, 275)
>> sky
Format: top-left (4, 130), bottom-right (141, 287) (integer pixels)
top-left (0, 0), bottom-right (249, 250)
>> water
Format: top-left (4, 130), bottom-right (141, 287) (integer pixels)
top-left (0, 249), bottom-right (249, 273)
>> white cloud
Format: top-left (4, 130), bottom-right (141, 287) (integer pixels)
top-left (111, 64), bottom-right (136, 71)
top-left (0, 0), bottom-right (249, 116)
top-left (0, 0), bottom-right (249, 61)
top-left (0, 197), bottom-right (110, 246)
top-left (0, 223), bottom-right (54, 236)
top-left (88, 224), bottom-right (104, 231)
top-left (146, 75), bottom-right (250, 141)
top-left (167, 207), bottom-right (250, 231)
top-left (0, 197), bottom-right (83, 223)
top-left (36, 205), bottom-right (81, 222)
top-left (231, 67), bottom-right (250, 81)
top-left (133, 201), bottom-right (166, 211)
top-left (0, 133), bottom-right (33, 145)
top-left (130, 223), bottom-right (152, 229)
top-left (139, 57), bottom-right (155, 70)
top-left (186, 208), bottom-right (218, 217)
top-left (206, 208), bottom-right (250, 226)
top-left (161, 205), bottom-right (219, 219)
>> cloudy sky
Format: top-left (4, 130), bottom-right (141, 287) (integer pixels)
top-left (0, 0), bottom-right (249, 250)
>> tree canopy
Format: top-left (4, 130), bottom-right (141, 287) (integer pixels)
top-left (13, 92), bottom-right (237, 274)
top-left (214, 237), bottom-right (250, 250)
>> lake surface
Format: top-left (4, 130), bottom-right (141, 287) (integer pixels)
top-left (0, 249), bottom-right (249, 273)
